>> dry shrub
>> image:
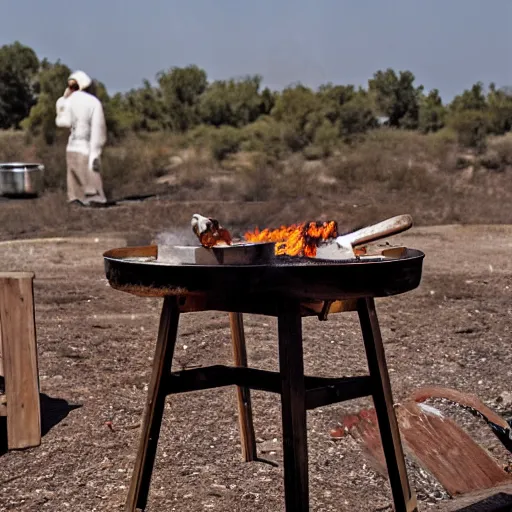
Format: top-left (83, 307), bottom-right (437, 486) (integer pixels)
top-left (2, 126), bottom-right (504, 227)
top-left (0, 130), bottom-right (37, 162)
top-left (99, 132), bottom-right (187, 198)
top-left (33, 136), bottom-right (68, 189)
top-left (0, 130), bottom-right (67, 189)
top-left (362, 128), bottom-right (455, 164)
top-left (327, 128), bottom-right (455, 196)
top-left (449, 110), bottom-right (490, 153)
top-left (487, 134), bottom-right (512, 170)
top-left (209, 126), bottom-right (243, 161)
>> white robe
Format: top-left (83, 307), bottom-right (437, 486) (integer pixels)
top-left (55, 91), bottom-right (107, 171)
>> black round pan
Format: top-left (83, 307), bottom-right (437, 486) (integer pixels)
top-left (103, 245), bottom-right (425, 301)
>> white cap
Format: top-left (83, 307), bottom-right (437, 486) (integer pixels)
top-left (68, 70), bottom-right (92, 90)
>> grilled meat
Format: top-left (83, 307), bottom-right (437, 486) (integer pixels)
top-left (191, 214), bottom-right (233, 248)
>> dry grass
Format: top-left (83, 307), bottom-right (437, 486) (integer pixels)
top-left (1, 128), bottom-right (512, 233)
top-left (0, 127), bottom-right (476, 203)
top-left (0, 130), bottom-right (38, 162)
top-left (482, 133), bottom-right (512, 171)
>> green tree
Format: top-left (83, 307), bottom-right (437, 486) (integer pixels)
top-left (449, 110), bottom-right (490, 152)
top-left (122, 80), bottom-right (165, 132)
top-left (368, 69), bottom-right (422, 129)
top-left (260, 87), bottom-right (276, 116)
top-left (209, 125), bottom-right (244, 161)
top-left (271, 84), bottom-right (323, 150)
top-left (448, 83), bottom-right (496, 149)
top-left (87, 79), bottom-right (126, 141)
top-left (199, 75), bottom-right (265, 128)
top-left (157, 65), bottom-right (207, 131)
top-left (450, 82), bottom-right (487, 112)
top-left (106, 92), bottom-right (142, 136)
top-left (22, 59), bottom-right (71, 143)
top-left (487, 84), bottom-right (512, 135)
top-left (338, 93), bottom-right (378, 140)
top-left (240, 115), bottom-right (284, 158)
top-left (317, 85), bottom-right (376, 139)
top-left (418, 89), bottom-right (446, 133)
top-left (0, 41), bottom-right (39, 129)
top-left (318, 84), bottom-right (356, 123)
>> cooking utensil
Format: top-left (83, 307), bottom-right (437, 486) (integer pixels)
top-left (0, 163), bottom-right (45, 197)
top-left (316, 246), bottom-right (408, 263)
top-left (315, 214), bottom-right (413, 260)
top-left (158, 241), bottom-right (276, 265)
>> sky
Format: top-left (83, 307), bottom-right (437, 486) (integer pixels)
top-left (1, 0), bottom-right (511, 102)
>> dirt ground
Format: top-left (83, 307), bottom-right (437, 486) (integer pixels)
top-left (1, 196), bottom-right (512, 511)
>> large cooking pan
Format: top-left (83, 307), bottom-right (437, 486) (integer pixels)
top-left (104, 245), bottom-right (425, 301)
top-left (0, 163), bottom-right (45, 197)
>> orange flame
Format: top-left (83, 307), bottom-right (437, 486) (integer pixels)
top-left (244, 221), bottom-right (338, 257)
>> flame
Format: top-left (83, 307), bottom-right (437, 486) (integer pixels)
top-left (244, 221), bottom-right (338, 257)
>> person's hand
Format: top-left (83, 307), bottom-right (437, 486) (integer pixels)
top-left (64, 79), bottom-right (79, 98)
top-left (91, 158), bottom-right (101, 173)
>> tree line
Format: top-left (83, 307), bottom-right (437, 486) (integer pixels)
top-left (1, 41), bottom-right (512, 159)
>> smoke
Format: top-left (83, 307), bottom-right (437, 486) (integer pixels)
top-left (154, 227), bottom-right (198, 247)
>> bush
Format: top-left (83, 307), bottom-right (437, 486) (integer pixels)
top-left (338, 98), bottom-right (378, 140)
top-left (418, 103), bottom-right (446, 134)
top-left (209, 126), bottom-right (243, 161)
top-left (303, 145), bottom-right (326, 161)
top-left (281, 123), bottom-right (309, 152)
top-left (0, 130), bottom-right (35, 162)
top-left (490, 134), bottom-right (512, 168)
top-left (479, 151), bottom-right (502, 171)
top-left (312, 120), bottom-right (339, 158)
top-left (186, 124), bottom-right (216, 148)
top-left (199, 76), bottom-right (264, 128)
top-left (271, 85), bottom-right (323, 151)
top-left (99, 132), bottom-right (178, 198)
top-left (428, 127), bottom-right (457, 145)
top-left (240, 116), bottom-right (285, 159)
top-left (455, 156), bottom-right (472, 169)
top-left (449, 110), bottom-right (490, 152)
top-left (479, 134), bottom-right (512, 171)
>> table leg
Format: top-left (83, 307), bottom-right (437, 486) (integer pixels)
top-left (126, 297), bottom-right (180, 512)
top-left (229, 312), bottom-right (258, 462)
top-left (357, 297), bottom-right (418, 512)
top-left (278, 301), bottom-right (309, 512)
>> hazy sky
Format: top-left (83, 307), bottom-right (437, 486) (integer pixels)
top-left (2, 0), bottom-right (511, 101)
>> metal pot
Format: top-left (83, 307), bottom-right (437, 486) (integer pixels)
top-left (0, 163), bottom-right (45, 197)
top-left (158, 241), bottom-right (276, 265)
top-left (211, 241), bottom-right (276, 265)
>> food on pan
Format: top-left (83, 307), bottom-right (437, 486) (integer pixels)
top-left (191, 214), bottom-right (233, 248)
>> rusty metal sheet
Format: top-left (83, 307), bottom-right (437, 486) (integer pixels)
top-left (398, 402), bottom-right (511, 496)
top-left (410, 386), bottom-right (511, 432)
top-left (332, 402), bottom-right (512, 497)
top-left (410, 386), bottom-right (512, 454)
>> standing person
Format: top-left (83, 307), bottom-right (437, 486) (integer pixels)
top-left (55, 70), bottom-right (108, 206)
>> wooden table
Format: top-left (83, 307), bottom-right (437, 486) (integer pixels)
top-left (103, 245), bottom-right (422, 512)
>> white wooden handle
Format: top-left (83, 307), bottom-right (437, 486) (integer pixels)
top-left (338, 214), bottom-right (413, 248)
